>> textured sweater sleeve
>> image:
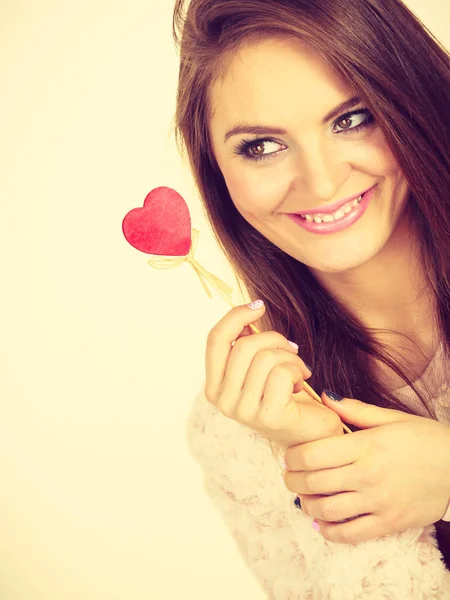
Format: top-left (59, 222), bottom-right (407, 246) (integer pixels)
top-left (186, 386), bottom-right (450, 600)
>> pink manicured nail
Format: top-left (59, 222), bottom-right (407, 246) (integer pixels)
top-left (247, 299), bottom-right (264, 309)
top-left (312, 520), bottom-right (320, 532)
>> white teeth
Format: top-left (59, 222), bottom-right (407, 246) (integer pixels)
top-left (301, 195), bottom-right (362, 223)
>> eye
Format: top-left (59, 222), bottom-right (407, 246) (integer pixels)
top-left (332, 109), bottom-right (374, 135)
top-left (232, 138), bottom-right (286, 162)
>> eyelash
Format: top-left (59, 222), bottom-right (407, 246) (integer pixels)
top-left (232, 109), bottom-right (375, 163)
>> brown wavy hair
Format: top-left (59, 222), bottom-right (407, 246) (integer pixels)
top-left (172, 0), bottom-right (450, 423)
top-left (171, 0), bottom-right (450, 562)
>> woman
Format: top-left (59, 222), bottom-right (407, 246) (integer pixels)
top-left (173, 0), bottom-right (450, 595)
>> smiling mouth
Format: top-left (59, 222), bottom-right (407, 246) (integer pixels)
top-left (289, 185), bottom-right (375, 220)
top-left (287, 185), bottom-right (376, 235)
top-left (299, 195), bottom-right (363, 223)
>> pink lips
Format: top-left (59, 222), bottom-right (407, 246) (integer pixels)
top-left (292, 188), bottom-right (371, 216)
top-left (288, 185), bottom-right (376, 235)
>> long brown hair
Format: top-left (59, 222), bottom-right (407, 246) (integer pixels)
top-left (172, 0), bottom-right (450, 420)
top-left (172, 0), bottom-right (450, 563)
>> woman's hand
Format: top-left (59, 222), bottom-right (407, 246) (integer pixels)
top-left (283, 394), bottom-right (450, 543)
top-left (204, 301), bottom-right (343, 447)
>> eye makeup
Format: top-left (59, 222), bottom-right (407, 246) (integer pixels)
top-left (232, 108), bottom-right (375, 163)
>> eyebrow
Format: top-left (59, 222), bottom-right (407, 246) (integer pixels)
top-left (223, 96), bottom-right (361, 142)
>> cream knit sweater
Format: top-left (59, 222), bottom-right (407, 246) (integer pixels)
top-left (186, 343), bottom-right (450, 599)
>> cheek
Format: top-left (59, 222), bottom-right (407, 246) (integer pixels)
top-left (223, 164), bottom-right (285, 215)
top-left (362, 133), bottom-right (401, 176)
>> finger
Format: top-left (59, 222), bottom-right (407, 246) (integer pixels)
top-left (206, 305), bottom-right (304, 409)
top-left (285, 429), bottom-right (364, 471)
top-left (233, 324), bottom-right (254, 342)
top-left (219, 339), bottom-right (302, 417)
top-left (293, 366), bottom-right (312, 393)
top-left (204, 302), bottom-right (267, 404)
top-left (285, 464), bottom-right (357, 495)
top-left (258, 362), bottom-right (305, 425)
top-left (314, 514), bottom-right (390, 544)
top-left (300, 491), bottom-right (367, 523)
top-left (236, 354), bottom-right (305, 422)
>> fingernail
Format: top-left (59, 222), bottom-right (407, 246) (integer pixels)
top-left (294, 496), bottom-right (302, 510)
top-left (288, 340), bottom-right (299, 350)
top-left (324, 389), bottom-right (343, 401)
top-left (247, 299), bottom-right (264, 310)
top-left (312, 519), bottom-right (320, 531)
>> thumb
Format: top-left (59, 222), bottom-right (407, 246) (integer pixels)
top-left (321, 390), bottom-right (405, 429)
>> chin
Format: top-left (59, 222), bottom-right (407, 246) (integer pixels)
top-left (303, 247), bottom-right (378, 274)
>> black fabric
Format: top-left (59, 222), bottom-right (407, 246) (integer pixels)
top-left (434, 520), bottom-right (450, 570)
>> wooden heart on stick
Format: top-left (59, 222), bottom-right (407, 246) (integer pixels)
top-left (122, 186), bottom-right (192, 256)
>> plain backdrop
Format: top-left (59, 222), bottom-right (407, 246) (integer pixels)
top-left (1, 1), bottom-right (449, 598)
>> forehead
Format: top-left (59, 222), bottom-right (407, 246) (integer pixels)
top-left (208, 37), bottom-right (350, 127)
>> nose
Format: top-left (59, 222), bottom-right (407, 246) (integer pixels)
top-left (293, 139), bottom-right (350, 202)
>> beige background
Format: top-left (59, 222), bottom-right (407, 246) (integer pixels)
top-left (1, 1), bottom-right (448, 598)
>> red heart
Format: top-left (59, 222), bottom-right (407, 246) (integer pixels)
top-left (122, 187), bottom-right (192, 256)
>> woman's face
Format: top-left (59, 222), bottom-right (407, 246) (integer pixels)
top-left (208, 37), bottom-right (410, 275)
